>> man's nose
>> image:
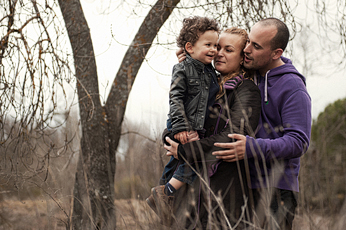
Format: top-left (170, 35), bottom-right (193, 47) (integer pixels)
top-left (243, 43), bottom-right (250, 53)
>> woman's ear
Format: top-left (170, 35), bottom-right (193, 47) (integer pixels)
top-left (185, 42), bottom-right (193, 54)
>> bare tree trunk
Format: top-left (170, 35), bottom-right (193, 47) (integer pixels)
top-left (58, 0), bottom-right (180, 229)
top-left (58, 0), bottom-right (115, 229)
top-left (104, 0), bottom-right (180, 178)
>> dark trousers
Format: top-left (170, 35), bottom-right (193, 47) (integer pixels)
top-left (252, 188), bottom-right (297, 230)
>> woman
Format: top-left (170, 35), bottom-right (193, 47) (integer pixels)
top-left (156, 27), bottom-right (261, 229)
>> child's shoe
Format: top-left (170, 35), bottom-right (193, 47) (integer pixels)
top-left (151, 185), bottom-right (175, 226)
top-left (146, 194), bottom-right (158, 216)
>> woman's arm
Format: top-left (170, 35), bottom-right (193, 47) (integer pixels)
top-left (178, 80), bottom-right (261, 163)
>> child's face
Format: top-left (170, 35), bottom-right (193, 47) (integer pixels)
top-left (187, 30), bottom-right (218, 65)
top-left (214, 32), bottom-right (244, 76)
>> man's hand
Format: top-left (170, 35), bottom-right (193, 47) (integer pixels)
top-left (176, 48), bottom-right (186, 63)
top-left (212, 134), bottom-right (247, 162)
top-left (164, 137), bottom-right (179, 159)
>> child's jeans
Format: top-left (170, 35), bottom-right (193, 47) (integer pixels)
top-left (159, 156), bottom-right (198, 185)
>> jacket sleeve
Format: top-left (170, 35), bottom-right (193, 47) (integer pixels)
top-left (245, 89), bottom-right (311, 161)
top-left (227, 80), bottom-right (262, 136)
top-left (169, 63), bottom-right (189, 135)
top-left (179, 80), bottom-right (261, 163)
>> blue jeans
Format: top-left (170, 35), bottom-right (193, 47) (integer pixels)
top-left (163, 119), bottom-right (198, 185)
top-left (159, 156), bottom-right (197, 185)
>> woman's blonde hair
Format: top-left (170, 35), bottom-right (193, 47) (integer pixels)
top-left (216, 27), bottom-right (250, 99)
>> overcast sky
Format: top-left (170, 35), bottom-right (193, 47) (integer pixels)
top-left (80, 0), bottom-right (346, 139)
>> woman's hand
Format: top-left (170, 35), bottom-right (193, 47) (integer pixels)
top-left (164, 137), bottom-right (179, 159)
top-left (176, 48), bottom-right (186, 63)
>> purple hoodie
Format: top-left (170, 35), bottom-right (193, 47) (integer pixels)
top-left (246, 57), bottom-right (311, 192)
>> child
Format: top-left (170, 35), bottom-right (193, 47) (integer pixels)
top-left (146, 16), bottom-right (220, 225)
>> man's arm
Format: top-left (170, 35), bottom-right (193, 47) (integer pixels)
top-left (213, 90), bottom-right (311, 162)
top-left (246, 90), bottom-right (311, 161)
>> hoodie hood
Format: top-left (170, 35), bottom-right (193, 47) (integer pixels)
top-left (271, 57), bottom-right (306, 84)
top-left (254, 56), bottom-right (306, 103)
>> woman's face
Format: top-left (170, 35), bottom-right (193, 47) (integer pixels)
top-left (214, 32), bottom-right (244, 76)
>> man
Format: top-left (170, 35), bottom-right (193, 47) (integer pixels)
top-left (211, 18), bottom-right (311, 229)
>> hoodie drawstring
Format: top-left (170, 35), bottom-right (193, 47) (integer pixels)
top-left (254, 71), bottom-right (269, 104)
top-left (264, 71), bottom-right (269, 104)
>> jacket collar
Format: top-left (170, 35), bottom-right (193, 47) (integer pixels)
top-left (185, 53), bottom-right (206, 72)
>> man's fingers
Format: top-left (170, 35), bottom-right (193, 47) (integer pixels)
top-left (228, 133), bottom-right (246, 141)
top-left (214, 142), bottom-right (236, 148)
top-left (214, 152), bottom-right (236, 160)
top-left (213, 148), bottom-right (233, 155)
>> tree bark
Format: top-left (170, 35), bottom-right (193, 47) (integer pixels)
top-left (105, 0), bottom-right (180, 165)
top-left (58, 0), bottom-right (115, 229)
top-left (58, 0), bottom-right (180, 229)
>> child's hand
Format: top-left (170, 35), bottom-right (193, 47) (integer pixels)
top-left (187, 131), bottom-right (199, 143)
top-left (174, 131), bottom-right (188, 144)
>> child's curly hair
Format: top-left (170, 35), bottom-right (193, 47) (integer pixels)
top-left (176, 16), bottom-right (220, 49)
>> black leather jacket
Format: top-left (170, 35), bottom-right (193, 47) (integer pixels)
top-left (169, 54), bottom-right (217, 135)
top-left (178, 78), bottom-right (261, 163)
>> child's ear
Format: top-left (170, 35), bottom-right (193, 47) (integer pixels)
top-left (185, 42), bottom-right (193, 54)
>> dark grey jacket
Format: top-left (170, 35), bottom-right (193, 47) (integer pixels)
top-left (169, 54), bottom-right (217, 135)
top-left (169, 78), bottom-right (261, 229)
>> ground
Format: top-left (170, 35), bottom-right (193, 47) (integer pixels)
top-left (0, 199), bottom-right (338, 229)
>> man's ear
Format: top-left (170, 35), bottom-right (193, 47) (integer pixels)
top-left (272, 48), bottom-right (284, 60)
top-left (185, 42), bottom-right (193, 54)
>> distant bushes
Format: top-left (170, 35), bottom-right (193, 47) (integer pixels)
top-left (300, 98), bottom-right (346, 213)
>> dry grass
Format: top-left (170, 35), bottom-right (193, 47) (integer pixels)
top-left (0, 199), bottom-right (165, 230)
top-left (0, 199), bottom-right (66, 230)
top-left (0, 198), bottom-right (341, 230)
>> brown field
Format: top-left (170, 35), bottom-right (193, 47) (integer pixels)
top-left (0, 198), bottom-right (342, 230)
